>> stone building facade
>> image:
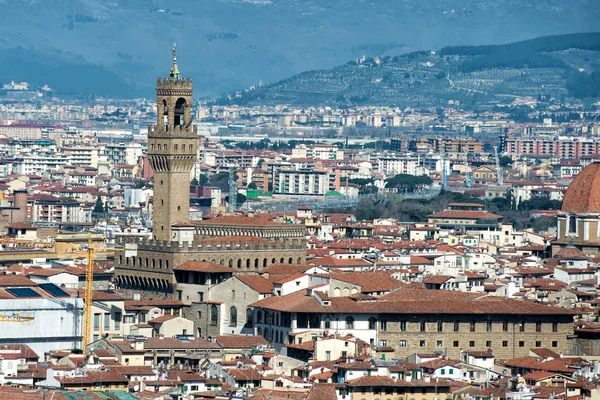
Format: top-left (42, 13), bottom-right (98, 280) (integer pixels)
top-left (251, 289), bottom-right (575, 360)
top-left (114, 235), bottom-right (305, 296)
top-left (148, 48), bottom-right (197, 242)
top-left (376, 311), bottom-right (574, 360)
top-left (113, 51), bottom-right (307, 339)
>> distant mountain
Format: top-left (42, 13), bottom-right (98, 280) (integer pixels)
top-left (217, 33), bottom-right (600, 107)
top-left (0, 0), bottom-right (598, 98)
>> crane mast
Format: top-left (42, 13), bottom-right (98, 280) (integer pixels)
top-left (82, 232), bottom-right (94, 351)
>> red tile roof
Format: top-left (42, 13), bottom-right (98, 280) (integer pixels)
top-left (173, 261), bottom-right (233, 273)
top-left (561, 162), bottom-right (600, 213)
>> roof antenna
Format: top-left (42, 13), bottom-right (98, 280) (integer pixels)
top-left (172, 42), bottom-right (177, 63)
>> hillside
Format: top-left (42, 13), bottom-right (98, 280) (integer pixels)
top-left (0, 0), bottom-right (598, 98)
top-left (217, 33), bottom-right (600, 107)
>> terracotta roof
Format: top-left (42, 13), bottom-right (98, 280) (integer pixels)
top-left (229, 368), bottom-right (261, 381)
top-left (251, 287), bottom-right (576, 316)
top-left (555, 244), bottom-right (588, 260)
top-left (0, 275), bottom-right (37, 287)
top-left (237, 275), bottom-right (276, 294)
top-left (328, 271), bottom-right (405, 293)
top-left (561, 162), bottom-right (600, 213)
top-left (173, 261), bottom-right (233, 273)
top-left (0, 344), bottom-right (39, 359)
top-left (423, 275), bottom-right (454, 284)
top-left (216, 335), bottom-right (269, 349)
top-left (148, 314), bottom-right (179, 324)
top-left (260, 263), bottom-right (313, 276)
top-left (196, 215), bottom-right (287, 227)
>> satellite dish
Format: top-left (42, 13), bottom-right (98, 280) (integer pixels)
top-left (134, 385), bottom-right (140, 392)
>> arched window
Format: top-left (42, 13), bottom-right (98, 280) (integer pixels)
top-left (257, 310), bottom-right (263, 324)
top-left (246, 308), bottom-right (253, 326)
top-left (237, 259), bottom-right (242, 269)
top-left (334, 287), bottom-right (341, 297)
top-left (174, 98), bottom-right (186, 126)
top-left (264, 328), bottom-right (269, 340)
top-left (210, 305), bottom-right (218, 325)
top-left (568, 215), bottom-right (577, 234)
top-left (324, 318), bottom-right (331, 329)
top-left (174, 144), bottom-right (178, 151)
top-left (229, 307), bottom-right (237, 327)
top-left (369, 317), bottom-right (377, 330)
top-left (346, 316), bottom-right (354, 329)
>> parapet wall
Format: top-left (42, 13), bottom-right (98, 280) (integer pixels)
top-left (117, 237), bottom-right (306, 252)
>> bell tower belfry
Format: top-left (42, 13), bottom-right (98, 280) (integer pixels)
top-left (148, 44), bottom-right (197, 241)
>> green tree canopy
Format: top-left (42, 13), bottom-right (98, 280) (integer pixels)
top-left (385, 174), bottom-right (432, 192)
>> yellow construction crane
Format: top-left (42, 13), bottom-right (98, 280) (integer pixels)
top-left (81, 232), bottom-right (94, 351)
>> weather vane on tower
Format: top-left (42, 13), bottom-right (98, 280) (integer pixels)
top-left (172, 42), bottom-right (177, 62)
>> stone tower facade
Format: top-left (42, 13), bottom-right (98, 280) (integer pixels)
top-left (148, 47), bottom-right (198, 241)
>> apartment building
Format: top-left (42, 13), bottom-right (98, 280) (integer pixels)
top-left (273, 168), bottom-right (335, 196)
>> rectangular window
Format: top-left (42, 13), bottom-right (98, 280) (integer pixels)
top-left (486, 320), bottom-right (492, 332)
top-left (93, 313), bottom-right (100, 331)
top-left (486, 340), bottom-right (492, 347)
top-left (437, 320), bottom-right (443, 332)
top-left (552, 341), bottom-right (558, 348)
top-left (519, 341), bottom-right (525, 347)
top-left (325, 351), bottom-right (331, 361)
top-left (436, 340), bottom-right (443, 348)
top-left (470, 321), bottom-right (476, 332)
top-left (419, 340), bottom-right (426, 347)
top-left (552, 322), bottom-right (558, 332)
top-left (453, 341), bottom-right (459, 347)
top-left (449, 368), bottom-right (454, 374)
top-left (380, 340), bottom-right (387, 347)
top-left (420, 321), bottom-right (426, 332)
top-left (454, 320), bottom-right (460, 332)
top-left (400, 320), bottom-right (407, 331)
top-left (114, 312), bottom-right (121, 330)
top-left (124, 315), bottom-right (134, 324)
top-left (399, 340), bottom-right (406, 347)
top-left (103, 313), bottom-right (110, 331)
top-left (520, 321), bottom-right (525, 332)
top-left (469, 341), bottom-right (475, 347)
top-left (380, 320), bottom-right (387, 331)
top-left (440, 369), bottom-right (445, 375)
top-left (535, 340), bottom-right (542, 347)
top-left (503, 321), bottom-right (509, 332)
top-left (536, 321), bottom-right (542, 332)
top-left (502, 341), bottom-right (508, 347)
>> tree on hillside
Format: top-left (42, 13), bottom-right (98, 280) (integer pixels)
top-left (93, 196), bottom-right (104, 214)
top-left (385, 174), bottom-right (432, 193)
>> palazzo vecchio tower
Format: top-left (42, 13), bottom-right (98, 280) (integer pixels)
top-left (148, 44), bottom-right (198, 241)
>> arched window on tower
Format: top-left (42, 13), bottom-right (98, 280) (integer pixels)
top-left (162, 99), bottom-right (168, 127)
top-left (174, 98), bottom-right (186, 126)
top-left (568, 215), bottom-right (577, 235)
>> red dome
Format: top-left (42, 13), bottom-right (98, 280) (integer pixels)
top-left (561, 162), bottom-right (600, 213)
